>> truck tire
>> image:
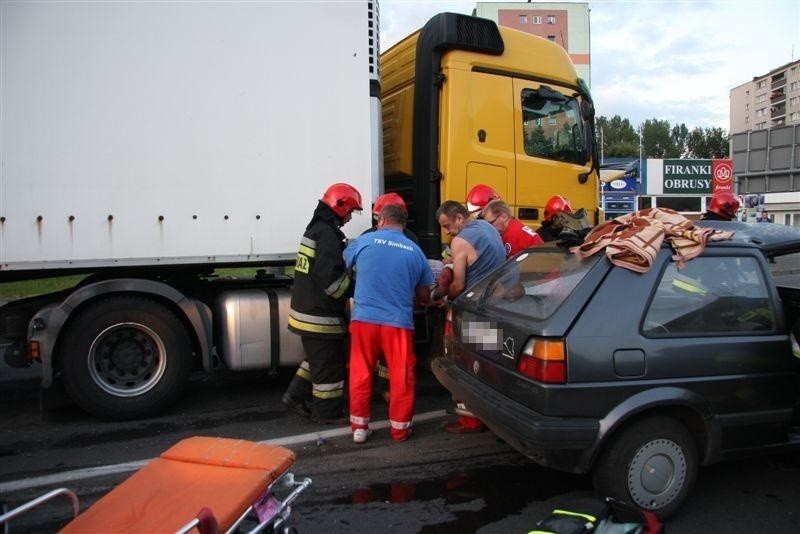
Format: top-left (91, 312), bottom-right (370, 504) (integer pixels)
top-left (59, 296), bottom-right (193, 420)
top-left (592, 416), bottom-right (697, 520)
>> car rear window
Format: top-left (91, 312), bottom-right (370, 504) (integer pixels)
top-left (460, 249), bottom-right (599, 321)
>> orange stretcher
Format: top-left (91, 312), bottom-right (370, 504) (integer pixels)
top-left (0, 436), bottom-right (311, 533)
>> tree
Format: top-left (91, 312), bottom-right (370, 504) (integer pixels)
top-left (685, 127), bottom-right (730, 158)
top-left (597, 115), bottom-right (639, 158)
top-left (641, 118), bottom-right (680, 158)
top-left (671, 123), bottom-right (689, 157)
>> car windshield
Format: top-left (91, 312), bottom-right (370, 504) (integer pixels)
top-left (460, 249), bottom-right (599, 321)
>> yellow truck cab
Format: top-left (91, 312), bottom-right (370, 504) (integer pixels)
top-left (382, 13), bottom-right (599, 256)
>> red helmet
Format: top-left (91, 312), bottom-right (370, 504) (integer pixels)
top-left (372, 192), bottom-right (407, 216)
top-left (544, 195), bottom-right (573, 222)
top-left (466, 184), bottom-right (500, 213)
top-left (321, 183), bottom-right (363, 218)
top-left (707, 191), bottom-right (740, 220)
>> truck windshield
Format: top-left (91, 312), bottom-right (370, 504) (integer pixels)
top-left (522, 87), bottom-right (587, 165)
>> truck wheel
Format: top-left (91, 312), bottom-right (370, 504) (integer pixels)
top-left (592, 416), bottom-right (697, 520)
top-left (59, 296), bottom-right (192, 420)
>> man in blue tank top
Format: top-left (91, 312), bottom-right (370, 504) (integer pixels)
top-left (435, 200), bottom-right (505, 434)
top-left (436, 200), bottom-right (505, 298)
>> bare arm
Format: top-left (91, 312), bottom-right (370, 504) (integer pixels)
top-left (415, 285), bottom-right (432, 306)
top-left (447, 236), bottom-right (471, 299)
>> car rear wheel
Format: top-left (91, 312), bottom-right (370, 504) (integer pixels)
top-left (592, 416), bottom-right (697, 520)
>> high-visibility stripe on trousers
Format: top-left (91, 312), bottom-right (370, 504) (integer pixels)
top-left (349, 320), bottom-right (415, 441)
top-left (284, 336), bottom-right (346, 420)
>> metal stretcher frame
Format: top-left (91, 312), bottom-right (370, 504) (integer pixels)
top-left (0, 436), bottom-right (311, 534)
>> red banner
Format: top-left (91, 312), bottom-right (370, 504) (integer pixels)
top-left (711, 159), bottom-right (733, 192)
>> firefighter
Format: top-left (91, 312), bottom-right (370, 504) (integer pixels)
top-left (466, 184), bottom-right (501, 218)
top-left (362, 192), bottom-right (419, 244)
top-left (482, 199), bottom-right (544, 257)
top-left (283, 182), bottom-right (362, 424)
top-left (538, 194), bottom-right (573, 242)
top-left (345, 204), bottom-right (433, 443)
top-left (701, 191), bottom-right (740, 221)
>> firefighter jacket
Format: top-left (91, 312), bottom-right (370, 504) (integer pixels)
top-left (288, 201), bottom-right (353, 338)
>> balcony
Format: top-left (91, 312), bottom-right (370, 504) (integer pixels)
top-left (770, 103), bottom-right (786, 118)
top-left (771, 73), bottom-right (786, 89)
top-left (771, 88), bottom-right (786, 103)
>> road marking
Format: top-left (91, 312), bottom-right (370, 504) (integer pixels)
top-left (0, 409), bottom-right (447, 493)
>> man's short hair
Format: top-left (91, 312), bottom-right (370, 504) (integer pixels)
top-left (379, 204), bottom-right (407, 226)
top-left (484, 199), bottom-right (513, 218)
top-left (435, 200), bottom-right (469, 220)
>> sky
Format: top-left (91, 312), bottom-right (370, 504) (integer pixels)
top-left (379, 0), bottom-right (800, 131)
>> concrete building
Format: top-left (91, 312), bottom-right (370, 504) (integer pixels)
top-left (730, 60), bottom-right (800, 227)
top-left (475, 2), bottom-right (591, 87)
top-left (730, 59), bottom-right (800, 134)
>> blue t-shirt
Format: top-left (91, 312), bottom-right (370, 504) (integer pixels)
top-left (344, 228), bottom-right (433, 329)
top-left (458, 219), bottom-right (506, 288)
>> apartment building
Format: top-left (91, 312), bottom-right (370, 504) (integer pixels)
top-left (730, 59), bottom-right (800, 134)
top-left (475, 2), bottom-right (591, 86)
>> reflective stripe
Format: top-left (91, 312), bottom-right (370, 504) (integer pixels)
top-left (325, 273), bottom-right (351, 299)
top-left (314, 380), bottom-right (344, 392)
top-left (673, 273), bottom-right (707, 295)
top-left (390, 419), bottom-right (412, 430)
top-left (301, 236), bottom-right (316, 248)
top-left (298, 245), bottom-right (315, 258)
top-left (290, 311), bottom-right (345, 325)
top-left (312, 388), bottom-right (343, 399)
top-left (295, 367), bottom-right (311, 381)
top-left (350, 415), bottom-right (370, 426)
top-left (376, 363), bottom-right (389, 379)
top-left (288, 315), bottom-right (347, 335)
top-left (552, 509), bottom-right (596, 523)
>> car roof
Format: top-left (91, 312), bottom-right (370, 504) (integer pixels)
top-left (695, 221), bottom-right (800, 257)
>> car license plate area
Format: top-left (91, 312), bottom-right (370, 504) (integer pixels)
top-left (457, 312), bottom-right (518, 370)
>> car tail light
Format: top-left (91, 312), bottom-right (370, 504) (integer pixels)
top-left (517, 338), bottom-right (566, 383)
top-left (28, 340), bottom-right (41, 362)
top-left (443, 307), bottom-right (453, 338)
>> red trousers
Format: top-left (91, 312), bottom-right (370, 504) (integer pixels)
top-left (349, 320), bottom-right (416, 441)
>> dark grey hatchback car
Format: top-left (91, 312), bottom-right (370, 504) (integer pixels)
top-left (432, 221), bottom-right (800, 519)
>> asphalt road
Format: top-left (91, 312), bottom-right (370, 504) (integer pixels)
top-left (1, 366), bottom-right (799, 533)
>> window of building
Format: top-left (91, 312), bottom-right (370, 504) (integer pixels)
top-left (757, 80), bottom-right (767, 89)
top-left (790, 81), bottom-right (800, 91)
top-left (547, 35), bottom-right (556, 41)
top-left (656, 196), bottom-right (701, 213)
top-left (746, 90), bottom-right (750, 97)
top-left (643, 256), bottom-right (773, 336)
top-left (785, 214), bottom-right (792, 226)
top-left (745, 103), bottom-right (749, 111)
top-left (519, 14), bottom-right (528, 24)
top-left (755, 94), bottom-right (766, 103)
top-left (790, 97), bottom-right (799, 107)
top-left (533, 16), bottom-right (542, 24)
top-left (521, 87), bottom-right (586, 165)
top-left (547, 15), bottom-right (556, 24)
top-left (755, 108), bottom-right (765, 117)
top-left (790, 112), bottom-right (800, 121)
top-left (756, 121), bottom-right (767, 130)
top-left (745, 117), bottom-right (750, 125)
top-left (792, 66), bottom-right (799, 76)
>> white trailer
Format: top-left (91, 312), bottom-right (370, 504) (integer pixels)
top-left (0, 1), bottom-right (381, 419)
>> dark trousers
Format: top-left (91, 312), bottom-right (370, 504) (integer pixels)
top-left (284, 336), bottom-right (346, 419)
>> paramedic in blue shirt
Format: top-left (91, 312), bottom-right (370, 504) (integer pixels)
top-left (344, 204), bottom-right (433, 444)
